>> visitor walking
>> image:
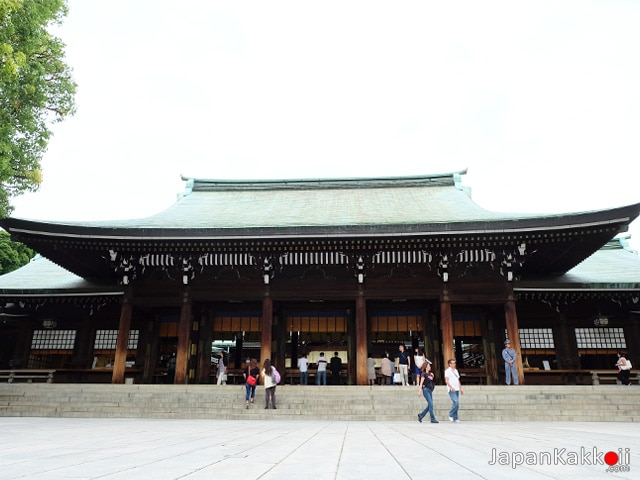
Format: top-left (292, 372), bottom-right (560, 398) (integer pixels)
top-left (616, 351), bottom-right (632, 386)
top-left (244, 358), bottom-right (260, 409)
top-left (262, 358), bottom-right (278, 409)
top-left (444, 359), bottom-right (463, 422)
top-left (417, 360), bottom-right (438, 423)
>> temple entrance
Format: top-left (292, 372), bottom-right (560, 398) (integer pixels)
top-left (452, 308), bottom-right (498, 385)
top-left (283, 307), bottom-right (349, 384)
top-left (207, 307), bottom-right (262, 384)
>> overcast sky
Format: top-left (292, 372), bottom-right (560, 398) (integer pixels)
top-left (11, 0), bottom-right (640, 249)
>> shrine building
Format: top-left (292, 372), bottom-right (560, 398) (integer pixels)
top-left (1, 171), bottom-right (639, 385)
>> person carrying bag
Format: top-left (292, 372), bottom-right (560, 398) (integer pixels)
top-left (244, 359), bottom-right (260, 408)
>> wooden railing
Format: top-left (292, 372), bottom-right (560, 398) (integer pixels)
top-left (0, 369), bottom-right (55, 383)
top-left (590, 369), bottom-right (639, 385)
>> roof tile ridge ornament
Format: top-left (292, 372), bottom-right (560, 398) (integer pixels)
top-left (180, 177), bottom-right (194, 198)
top-left (606, 234), bottom-right (638, 255)
top-left (453, 170), bottom-right (472, 196)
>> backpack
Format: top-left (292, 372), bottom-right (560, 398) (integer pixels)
top-left (272, 367), bottom-right (281, 384)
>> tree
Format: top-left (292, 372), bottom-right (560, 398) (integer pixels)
top-left (0, 230), bottom-right (33, 274)
top-left (0, 0), bottom-right (76, 217)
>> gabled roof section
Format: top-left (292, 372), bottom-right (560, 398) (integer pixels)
top-left (1, 172), bottom-right (639, 280)
top-left (127, 171), bottom-right (521, 230)
top-left (0, 255), bottom-right (121, 296)
top-left (517, 237), bottom-right (640, 290)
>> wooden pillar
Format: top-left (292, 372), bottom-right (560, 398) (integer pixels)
top-left (112, 301), bottom-right (132, 384)
top-left (504, 299), bottom-right (525, 385)
top-left (482, 312), bottom-right (498, 385)
top-left (440, 299), bottom-right (454, 368)
top-left (623, 316), bottom-right (640, 370)
top-left (261, 294), bottom-right (273, 365)
top-left (174, 291), bottom-right (191, 384)
top-left (196, 309), bottom-right (213, 384)
top-left (72, 315), bottom-right (93, 369)
top-left (290, 331), bottom-right (299, 368)
top-left (140, 315), bottom-right (159, 384)
top-left (274, 308), bottom-right (287, 373)
top-left (355, 294), bottom-right (367, 385)
top-left (553, 313), bottom-right (580, 370)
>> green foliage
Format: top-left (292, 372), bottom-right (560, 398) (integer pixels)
top-left (0, 0), bottom-right (76, 217)
top-left (0, 230), bottom-right (34, 274)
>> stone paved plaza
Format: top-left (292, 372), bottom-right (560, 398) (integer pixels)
top-left (0, 417), bottom-right (637, 479)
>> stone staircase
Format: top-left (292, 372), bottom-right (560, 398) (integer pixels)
top-left (1, 384), bottom-right (639, 421)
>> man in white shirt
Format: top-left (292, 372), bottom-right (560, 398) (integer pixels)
top-left (316, 352), bottom-right (327, 385)
top-left (444, 359), bottom-right (463, 422)
top-left (298, 354), bottom-right (309, 385)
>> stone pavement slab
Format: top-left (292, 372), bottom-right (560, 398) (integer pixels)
top-left (0, 418), bottom-right (637, 480)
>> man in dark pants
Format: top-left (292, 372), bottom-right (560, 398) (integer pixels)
top-left (330, 351), bottom-right (342, 385)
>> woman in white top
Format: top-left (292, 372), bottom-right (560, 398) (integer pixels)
top-left (616, 351), bottom-right (632, 386)
top-left (216, 353), bottom-right (227, 385)
top-left (413, 348), bottom-right (425, 385)
top-left (262, 358), bottom-right (278, 409)
top-left (367, 353), bottom-right (376, 385)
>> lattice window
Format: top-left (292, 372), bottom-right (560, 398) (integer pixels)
top-left (515, 328), bottom-right (555, 349)
top-left (575, 328), bottom-right (626, 349)
top-left (94, 329), bottom-right (139, 350)
top-left (31, 330), bottom-right (76, 350)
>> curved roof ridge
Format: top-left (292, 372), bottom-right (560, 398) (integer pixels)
top-left (180, 170), bottom-right (468, 192)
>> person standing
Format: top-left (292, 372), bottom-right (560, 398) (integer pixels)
top-left (330, 351), bottom-right (342, 385)
top-left (380, 353), bottom-right (393, 385)
top-left (396, 344), bottom-right (411, 386)
top-left (417, 360), bottom-right (438, 423)
top-left (616, 351), bottom-right (632, 386)
top-left (262, 358), bottom-right (277, 409)
top-left (165, 353), bottom-right (176, 384)
top-left (298, 354), bottom-right (309, 385)
top-left (502, 340), bottom-right (519, 385)
top-left (444, 359), bottom-right (463, 422)
top-left (316, 352), bottom-right (328, 385)
top-left (216, 352), bottom-right (227, 385)
top-left (367, 352), bottom-right (376, 386)
top-left (243, 358), bottom-right (260, 409)
top-left (413, 348), bottom-right (425, 385)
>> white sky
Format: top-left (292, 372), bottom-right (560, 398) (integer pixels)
top-left (11, 0), bottom-right (640, 249)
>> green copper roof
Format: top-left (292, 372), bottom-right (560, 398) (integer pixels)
top-left (9, 172), bottom-right (636, 236)
top-left (11, 172), bottom-right (528, 230)
top-left (0, 255), bottom-right (120, 295)
top-left (516, 238), bottom-right (640, 290)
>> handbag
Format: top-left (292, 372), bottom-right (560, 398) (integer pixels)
top-left (246, 367), bottom-right (257, 386)
top-left (393, 372), bottom-right (402, 384)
